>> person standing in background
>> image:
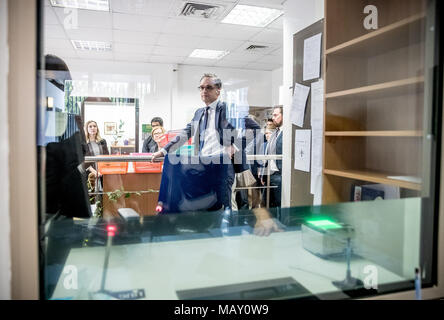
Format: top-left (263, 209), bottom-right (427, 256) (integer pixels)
top-left (259, 123), bottom-right (276, 207)
top-left (84, 120), bottom-right (109, 178)
top-left (142, 117), bottom-right (164, 153)
top-left (151, 126), bottom-right (167, 152)
top-left (152, 73), bottom-right (249, 210)
top-left (268, 107), bottom-right (283, 208)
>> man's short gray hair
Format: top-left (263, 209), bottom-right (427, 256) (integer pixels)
top-left (200, 73), bottom-right (222, 89)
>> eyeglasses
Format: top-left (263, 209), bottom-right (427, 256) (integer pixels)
top-left (198, 85), bottom-right (217, 91)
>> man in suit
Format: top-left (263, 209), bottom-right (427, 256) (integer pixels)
top-left (152, 73), bottom-right (248, 210)
top-left (266, 106), bottom-right (283, 208)
top-left (142, 117), bottom-right (164, 153)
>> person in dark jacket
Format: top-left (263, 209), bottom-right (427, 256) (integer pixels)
top-left (142, 117), bottom-right (164, 153)
top-left (84, 120), bottom-right (109, 178)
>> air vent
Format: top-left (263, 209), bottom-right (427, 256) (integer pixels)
top-left (180, 2), bottom-right (222, 19)
top-left (245, 45), bottom-right (270, 52)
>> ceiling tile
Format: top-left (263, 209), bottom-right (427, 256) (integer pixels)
top-left (250, 28), bottom-right (283, 45)
top-left (112, 0), bottom-right (175, 17)
top-left (65, 28), bottom-right (113, 41)
top-left (44, 25), bottom-right (67, 39)
top-left (213, 60), bottom-right (248, 69)
top-left (255, 54), bottom-right (283, 65)
top-left (113, 30), bottom-right (159, 45)
top-left (195, 38), bottom-right (244, 51)
top-left (268, 47), bottom-right (283, 56)
top-left (244, 62), bottom-right (281, 71)
top-left (151, 46), bottom-right (193, 57)
top-left (113, 13), bottom-right (168, 32)
top-left (114, 52), bottom-right (150, 63)
top-left (53, 7), bottom-right (112, 29)
top-left (182, 57), bottom-right (218, 67)
top-left (221, 52), bottom-right (264, 62)
top-left (162, 18), bottom-right (217, 37)
top-left (114, 43), bottom-right (153, 54)
top-left (238, 0), bottom-right (284, 10)
top-left (148, 55), bottom-right (186, 64)
top-left (212, 24), bottom-right (261, 41)
top-left (267, 16), bottom-right (283, 30)
top-left (156, 34), bottom-right (203, 48)
top-left (75, 51), bottom-right (114, 60)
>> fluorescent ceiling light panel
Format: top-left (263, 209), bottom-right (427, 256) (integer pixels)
top-left (222, 4), bottom-right (283, 27)
top-left (71, 40), bottom-right (112, 52)
top-left (50, 0), bottom-right (110, 12)
top-left (189, 49), bottom-right (229, 60)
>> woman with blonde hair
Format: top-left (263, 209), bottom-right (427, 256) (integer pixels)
top-left (84, 120), bottom-right (109, 178)
top-left (151, 126), bottom-right (167, 152)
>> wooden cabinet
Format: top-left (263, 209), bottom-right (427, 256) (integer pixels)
top-left (102, 173), bottom-right (161, 218)
top-left (322, 0), bottom-right (427, 203)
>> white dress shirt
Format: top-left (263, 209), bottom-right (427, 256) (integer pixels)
top-left (266, 128), bottom-right (282, 173)
top-left (160, 99), bottom-right (234, 157)
top-left (200, 100), bottom-right (226, 156)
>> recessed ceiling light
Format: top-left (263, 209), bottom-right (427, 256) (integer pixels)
top-left (71, 40), bottom-right (112, 52)
top-left (50, 0), bottom-right (110, 12)
top-left (222, 4), bottom-right (283, 28)
top-left (189, 49), bottom-right (229, 60)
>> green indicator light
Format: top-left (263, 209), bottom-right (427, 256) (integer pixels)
top-left (306, 219), bottom-right (343, 230)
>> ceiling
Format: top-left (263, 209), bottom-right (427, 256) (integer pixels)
top-left (43, 0), bottom-right (284, 71)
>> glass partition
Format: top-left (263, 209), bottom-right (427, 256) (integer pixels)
top-left (44, 200), bottom-right (420, 300)
top-left (38, 0), bottom-right (441, 300)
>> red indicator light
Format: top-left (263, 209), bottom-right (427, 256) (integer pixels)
top-left (107, 225), bottom-right (117, 237)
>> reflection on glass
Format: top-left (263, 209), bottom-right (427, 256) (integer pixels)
top-left (43, 200), bottom-right (419, 300)
top-left (39, 0), bottom-right (438, 301)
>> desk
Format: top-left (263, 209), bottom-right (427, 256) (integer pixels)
top-left (103, 173), bottom-right (161, 217)
top-left (50, 229), bottom-right (406, 300)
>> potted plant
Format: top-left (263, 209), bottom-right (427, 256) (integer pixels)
top-left (112, 119), bottom-right (125, 146)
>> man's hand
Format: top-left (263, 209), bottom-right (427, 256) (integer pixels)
top-left (252, 208), bottom-right (284, 237)
top-left (151, 151), bottom-right (163, 162)
top-left (254, 218), bottom-right (284, 237)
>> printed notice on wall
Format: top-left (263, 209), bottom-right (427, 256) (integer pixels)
top-left (290, 83), bottom-right (310, 127)
top-left (294, 129), bottom-right (311, 172)
top-left (303, 33), bottom-right (322, 81)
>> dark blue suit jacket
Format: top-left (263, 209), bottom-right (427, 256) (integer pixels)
top-left (275, 131), bottom-right (283, 172)
top-left (163, 101), bottom-right (250, 173)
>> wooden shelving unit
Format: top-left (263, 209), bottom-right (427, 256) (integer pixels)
top-left (324, 169), bottom-right (421, 191)
top-left (322, 0), bottom-right (427, 203)
top-left (325, 76), bottom-right (424, 100)
top-left (325, 13), bottom-right (425, 57)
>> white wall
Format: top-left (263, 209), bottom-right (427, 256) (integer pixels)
top-left (0, 0), bottom-right (11, 300)
top-left (282, 0), bottom-right (324, 207)
top-left (271, 67), bottom-right (283, 106)
top-left (62, 58), bottom-right (176, 151)
top-left (63, 58), bottom-right (275, 150)
top-left (84, 104), bottom-right (136, 147)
